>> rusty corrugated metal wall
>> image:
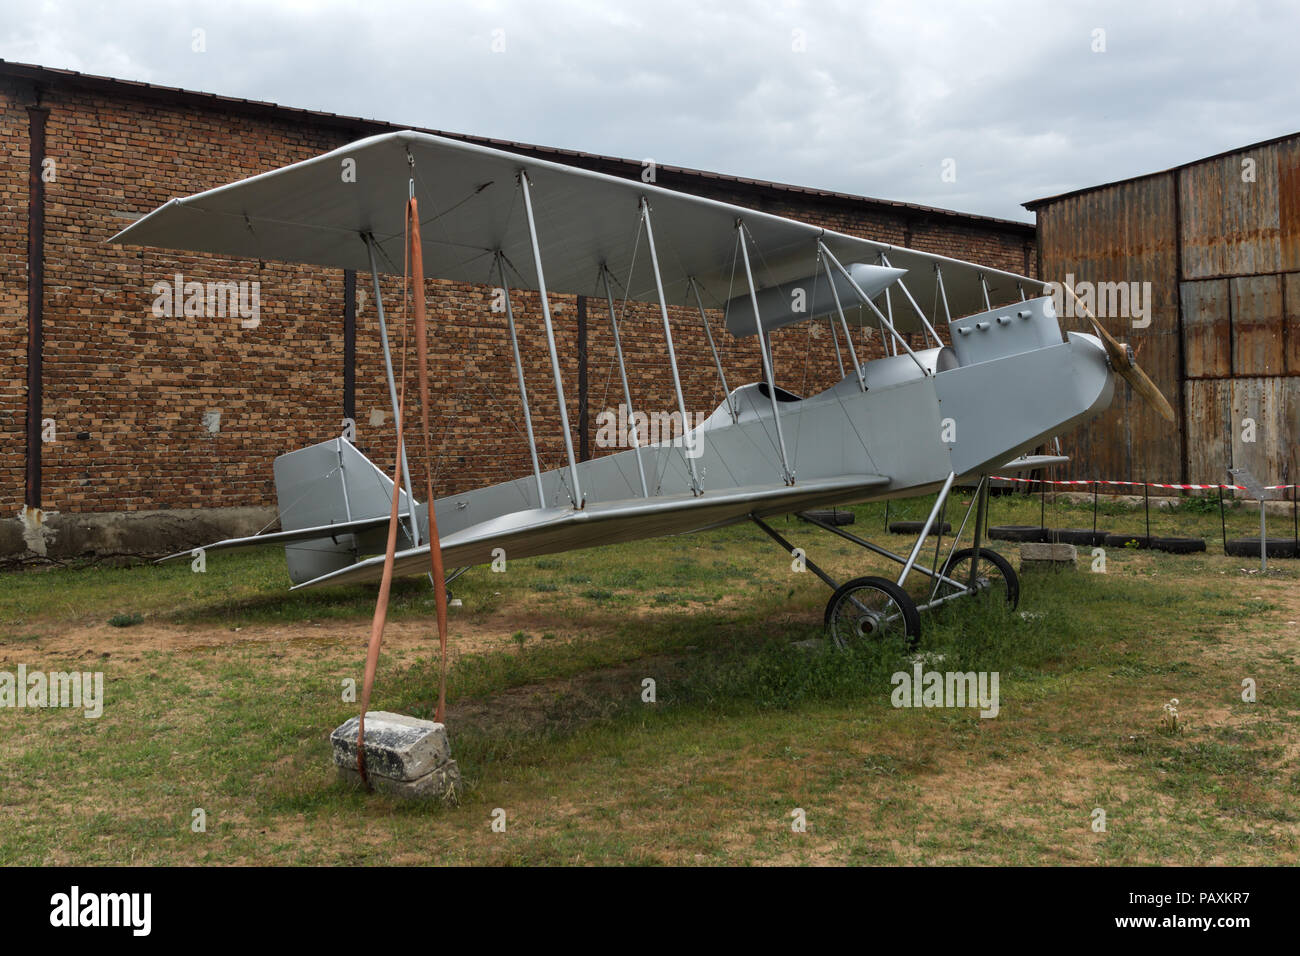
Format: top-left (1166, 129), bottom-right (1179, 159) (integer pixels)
top-left (1032, 133), bottom-right (1300, 487)
top-left (1034, 176), bottom-right (1183, 483)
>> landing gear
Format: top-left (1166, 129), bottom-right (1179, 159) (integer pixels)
top-left (824, 576), bottom-right (920, 648)
top-left (754, 472), bottom-right (1020, 647)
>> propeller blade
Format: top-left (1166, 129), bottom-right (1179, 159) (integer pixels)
top-left (1061, 283), bottom-right (1176, 423)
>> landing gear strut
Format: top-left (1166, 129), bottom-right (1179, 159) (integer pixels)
top-left (752, 473), bottom-right (1020, 647)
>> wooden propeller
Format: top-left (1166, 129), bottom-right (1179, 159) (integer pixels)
top-left (1062, 283), bottom-right (1176, 423)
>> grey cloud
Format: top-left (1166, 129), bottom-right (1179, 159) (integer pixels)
top-left (1, 0), bottom-right (1295, 221)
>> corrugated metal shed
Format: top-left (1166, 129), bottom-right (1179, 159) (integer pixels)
top-left (1027, 131), bottom-right (1300, 487)
top-left (1032, 177), bottom-right (1182, 483)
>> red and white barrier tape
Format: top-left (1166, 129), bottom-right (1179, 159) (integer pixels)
top-left (990, 476), bottom-right (1297, 493)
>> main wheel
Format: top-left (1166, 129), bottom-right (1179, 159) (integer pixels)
top-left (824, 576), bottom-right (921, 649)
top-left (936, 547), bottom-right (1020, 610)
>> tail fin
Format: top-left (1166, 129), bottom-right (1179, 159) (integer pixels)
top-left (273, 438), bottom-right (417, 585)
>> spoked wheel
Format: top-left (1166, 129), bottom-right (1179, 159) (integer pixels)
top-left (824, 576), bottom-right (921, 649)
top-left (936, 547), bottom-right (1019, 610)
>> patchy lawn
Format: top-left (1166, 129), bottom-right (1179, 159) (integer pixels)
top-left (1, 493), bottom-right (1296, 865)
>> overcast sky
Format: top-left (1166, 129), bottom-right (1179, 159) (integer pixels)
top-left (3, 0), bottom-right (1295, 221)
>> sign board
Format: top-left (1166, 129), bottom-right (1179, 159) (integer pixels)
top-left (1228, 467), bottom-right (1270, 501)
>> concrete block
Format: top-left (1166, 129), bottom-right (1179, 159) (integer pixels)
top-left (337, 759), bottom-right (461, 802)
top-left (3, 506), bottom-right (277, 560)
top-left (331, 711), bottom-right (455, 794)
top-left (1020, 541), bottom-right (1077, 571)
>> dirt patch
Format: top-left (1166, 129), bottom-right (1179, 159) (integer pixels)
top-left (0, 617), bottom-right (561, 668)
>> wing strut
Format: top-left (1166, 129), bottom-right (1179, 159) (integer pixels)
top-left (363, 233), bottom-right (420, 546)
top-left (817, 244), bottom-right (867, 392)
top-left (519, 171), bottom-right (584, 509)
top-left (880, 252), bottom-right (945, 348)
top-left (935, 263), bottom-right (954, 324)
top-left (820, 241), bottom-right (929, 376)
top-left (600, 265), bottom-right (650, 498)
top-left (738, 221), bottom-right (794, 485)
top-left (688, 277), bottom-right (738, 424)
top-left (495, 251), bottom-right (546, 507)
top-left (641, 197), bottom-right (702, 496)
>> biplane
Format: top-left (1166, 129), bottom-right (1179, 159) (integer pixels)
top-left (112, 130), bottom-right (1173, 646)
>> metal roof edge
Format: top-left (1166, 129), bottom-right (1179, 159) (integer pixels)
top-left (1023, 128), bottom-right (1300, 211)
top-left (1, 57), bottom-right (1035, 234)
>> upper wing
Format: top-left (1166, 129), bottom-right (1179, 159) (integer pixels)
top-left (290, 471), bottom-right (889, 590)
top-left (110, 130), bottom-right (1038, 334)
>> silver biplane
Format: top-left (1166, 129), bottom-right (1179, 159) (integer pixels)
top-left (113, 131), bottom-right (1173, 646)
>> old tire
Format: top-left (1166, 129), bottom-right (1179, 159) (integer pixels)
top-left (889, 520), bottom-right (953, 536)
top-left (801, 508), bottom-right (855, 526)
top-left (1224, 538), bottom-right (1298, 558)
top-left (1103, 533), bottom-right (1152, 549)
top-left (1048, 528), bottom-right (1109, 547)
top-left (988, 525), bottom-right (1048, 543)
top-left (1150, 536), bottom-right (1206, 554)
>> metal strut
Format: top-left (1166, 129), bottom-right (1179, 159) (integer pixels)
top-left (519, 171), bottom-right (584, 508)
top-left (494, 252), bottom-right (546, 507)
top-left (818, 246), bottom-right (867, 392)
top-left (819, 242), bottom-right (928, 375)
top-left (751, 515), bottom-right (841, 592)
top-left (641, 198), bottom-right (702, 496)
top-left (737, 221), bottom-right (794, 484)
top-left (898, 471), bottom-right (957, 588)
top-left (935, 264), bottom-right (953, 325)
top-left (880, 253), bottom-right (945, 347)
top-left (600, 265), bottom-right (650, 498)
top-left (797, 511), bottom-right (969, 596)
top-left (362, 233), bottom-right (419, 547)
top-left (969, 475), bottom-right (990, 587)
top-left (688, 277), bottom-right (738, 424)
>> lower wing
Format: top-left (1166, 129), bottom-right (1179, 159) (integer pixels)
top-left (290, 473), bottom-right (890, 590)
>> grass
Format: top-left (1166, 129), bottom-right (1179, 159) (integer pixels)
top-left (0, 493), bottom-right (1296, 865)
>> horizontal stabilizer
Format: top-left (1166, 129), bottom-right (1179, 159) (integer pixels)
top-left (153, 513), bottom-right (412, 563)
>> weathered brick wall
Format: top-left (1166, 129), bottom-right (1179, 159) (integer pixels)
top-left (3, 76), bottom-right (1036, 515)
top-left (0, 82), bottom-right (29, 504)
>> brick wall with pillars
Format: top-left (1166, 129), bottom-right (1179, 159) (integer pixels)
top-left (1, 70), bottom-right (1036, 518)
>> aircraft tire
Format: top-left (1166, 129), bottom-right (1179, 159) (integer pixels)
top-left (939, 547), bottom-right (1020, 611)
top-left (824, 576), bottom-right (921, 649)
